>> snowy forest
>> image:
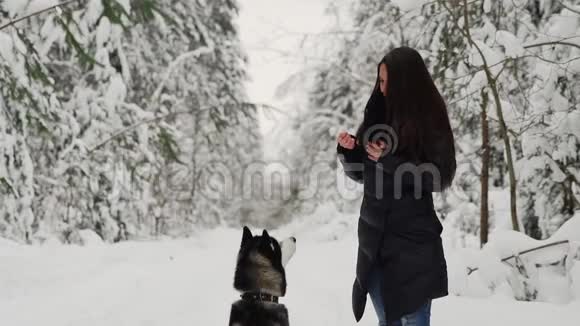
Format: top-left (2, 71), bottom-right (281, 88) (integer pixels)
top-left (0, 0), bottom-right (264, 243)
top-left (280, 0), bottom-right (580, 245)
top-left (1, 0), bottom-right (580, 325)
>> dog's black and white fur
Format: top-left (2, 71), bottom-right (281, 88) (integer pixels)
top-left (228, 227), bottom-right (296, 326)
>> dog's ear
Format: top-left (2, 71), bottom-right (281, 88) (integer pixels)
top-left (262, 229), bottom-right (270, 239)
top-left (242, 226), bottom-right (252, 247)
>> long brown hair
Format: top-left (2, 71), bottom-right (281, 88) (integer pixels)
top-left (355, 47), bottom-right (456, 189)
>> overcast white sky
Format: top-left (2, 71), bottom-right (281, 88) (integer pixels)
top-left (237, 0), bottom-right (335, 157)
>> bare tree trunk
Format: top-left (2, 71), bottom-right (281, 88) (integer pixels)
top-left (480, 89), bottom-right (490, 247)
top-left (491, 80), bottom-right (520, 232)
top-left (190, 108), bottom-right (201, 224)
top-left (484, 67), bottom-right (519, 231)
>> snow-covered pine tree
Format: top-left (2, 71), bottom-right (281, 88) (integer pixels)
top-left (0, 0), bottom-right (261, 243)
top-left (514, 0), bottom-right (580, 238)
top-left (112, 0), bottom-right (262, 234)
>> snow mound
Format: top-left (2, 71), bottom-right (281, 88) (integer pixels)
top-left (77, 229), bottom-right (105, 246)
top-left (551, 212), bottom-right (580, 242)
top-left (451, 214), bottom-right (580, 303)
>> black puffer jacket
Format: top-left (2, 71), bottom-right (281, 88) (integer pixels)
top-left (337, 141), bottom-right (448, 323)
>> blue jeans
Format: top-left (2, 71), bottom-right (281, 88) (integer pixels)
top-left (367, 263), bottom-right (431, 326)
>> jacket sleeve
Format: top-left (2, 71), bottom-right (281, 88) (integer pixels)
top-left (336, 142), bottom-right (365, 184)
top-left (375, 153), bottom-right (442, 194)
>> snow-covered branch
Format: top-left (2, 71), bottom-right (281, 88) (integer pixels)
top-left (150, 46), bottom-right (214, 103)
top-left (0, 0), bottom-right (81, 31)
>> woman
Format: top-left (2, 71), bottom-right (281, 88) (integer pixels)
top-left (336, 47), bottom-right (456, 326)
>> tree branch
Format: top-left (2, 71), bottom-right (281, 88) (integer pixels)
top-left (87, 108), bottom-right (193, 154)
top-left (524, 40), bottom-right (580, 51)
top-left (0, 0), bottom-right (81, 32)
top-left (558, 1), bottom-right (580, 16)
top-left (467, 240), bottom-right (571, 275)
top-left (150, 46), bottom-right (213, 103)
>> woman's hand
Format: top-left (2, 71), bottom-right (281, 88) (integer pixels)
top-left (366, 141), bottom-right (387, 161)
top-left (337, 131), bottom-right (356, 150)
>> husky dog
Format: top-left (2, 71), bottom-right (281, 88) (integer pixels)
top-left (229, 226), bottom-right (297, 326)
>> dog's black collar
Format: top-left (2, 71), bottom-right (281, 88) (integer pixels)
top-left (241, 291), bottom-right (279, 303)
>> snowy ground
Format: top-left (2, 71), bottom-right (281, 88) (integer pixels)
top-left (2, 224), bottom-right (579, 326)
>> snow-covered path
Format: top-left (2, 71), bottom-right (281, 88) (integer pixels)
top-left (1, 229), bottom-right (579, 326)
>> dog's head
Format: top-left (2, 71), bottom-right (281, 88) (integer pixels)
top-left (233, 226), bottom-right (296, 297)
